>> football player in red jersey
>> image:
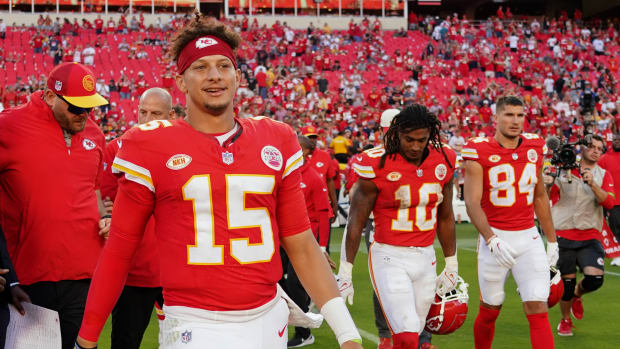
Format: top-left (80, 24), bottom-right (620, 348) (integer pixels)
top-left (338, 105), bottom-right (458, 349)
top-left (100, 88), bottom-right (174, 349)
top-left (463, 96), bottom-right (558, 349)
top-left (75, 16), bottom-right (362, 349)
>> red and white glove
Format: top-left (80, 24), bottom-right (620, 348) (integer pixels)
top-left (436, 255), bottom-right (458, 295)
top-left (336, 261), bottom-right (354, 305)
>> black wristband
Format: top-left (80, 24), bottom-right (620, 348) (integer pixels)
top-left (74, 342), bottom-right (97, 349)
top-left (101, 214), bottom-right (112, 219)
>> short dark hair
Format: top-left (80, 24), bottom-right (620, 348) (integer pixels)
top-left (496, 95), bottom-right (524, 113)
top-left (169, 14), bottom-right (241, 64)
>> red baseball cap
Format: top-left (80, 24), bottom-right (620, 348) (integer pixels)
top-left (47, 62), bottom-right (108, 108)
top-left (301, 125), bottom-right (318, 137)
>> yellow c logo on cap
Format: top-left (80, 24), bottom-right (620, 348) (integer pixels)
top-left (82, 75), bottom-right (95, 92)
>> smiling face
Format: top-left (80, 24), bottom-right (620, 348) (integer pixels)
top-left (176, 55), bottom-right (240, 116)
top-left (398, 127), bottom-right (430, 164)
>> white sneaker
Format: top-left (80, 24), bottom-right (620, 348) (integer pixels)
top-left (611, 257), bottom-right (620, 266)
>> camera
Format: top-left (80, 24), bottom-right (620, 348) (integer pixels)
top-left (546, 137), bottom-right (585, 171)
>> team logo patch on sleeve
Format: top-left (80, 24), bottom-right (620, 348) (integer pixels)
top-left (82, 138), bottom-right (96, 150)
top-left (261, 145), bottom-right (283, 171)
top-left (527, 149), bottom-right (538, 163)
top-left (489, 155), bottom-right (501, 163)
top-left (435, 164), bottom-right (447, 180)
top-left (387, 172), bottom-right (402, 181)
top-left (166, 154), bottom-right (192, 170)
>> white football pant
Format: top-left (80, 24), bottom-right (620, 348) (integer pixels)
top-left (159, 297), bottom-right (289, 349)
top-left (369, 242), bottom-right (436, 335)
top-left (477, 226), bottom-right (550, 306)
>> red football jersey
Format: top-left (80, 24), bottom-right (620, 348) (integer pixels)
top-left (462, 134), bottom-right (546, 230)
top-left (110, 117), bottom-right (309, 311)
top-left (353, 146), bottom-right (456, 247)
top-left (101, 137), bottom-right (160, 288)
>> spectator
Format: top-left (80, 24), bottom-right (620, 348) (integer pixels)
top-left (0, 19), bottom-right (6, 40)
top-left (0, 62), bottom-right (109, 349)
top-left (82, 44), bottom-right (95, 66)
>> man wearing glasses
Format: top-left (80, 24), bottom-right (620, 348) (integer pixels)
top-left (543, 134), bottom-right (616, 336)
top-left (0, 62), bottom-right (109, 349)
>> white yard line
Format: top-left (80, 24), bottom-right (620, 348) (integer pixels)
top-left (357, 327), bottom-right (380, 344)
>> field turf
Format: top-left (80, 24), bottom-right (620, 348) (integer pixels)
top-left (96, 223), bottom-right (620, 348)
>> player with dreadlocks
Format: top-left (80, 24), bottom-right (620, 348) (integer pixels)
top-left (337, 104), bottom-right (464, 349)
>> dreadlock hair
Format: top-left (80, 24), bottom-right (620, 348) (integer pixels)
top-left (169, 13), bottom-right (241, 64)
top-left (380, 104), bottom-right (452, 169)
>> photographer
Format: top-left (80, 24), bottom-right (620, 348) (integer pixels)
top-left (543, 135), bottom-right (615, 336)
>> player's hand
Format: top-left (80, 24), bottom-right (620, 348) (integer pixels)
top-left (11, 285), bottom-right (31, 316)
top-left (436, 255), bottom-right (458, 295)
top-left (337, 261), bottom-right (354, 305)
top-left (487, 236), bottom-right (517, 268)
top-left (103, 197), bottom-right (114, 215)
top-left (341, 340), bottom-right (363, 349)
top-left (98, 217), bottom-right (111, 239)
top-left (546, 241), bottom-right (559, 267)
top-left (324, 251), bottom-right (337, 271)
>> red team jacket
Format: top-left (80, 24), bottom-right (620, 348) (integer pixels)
top-left (299, 160), bottom-right (331, 245)
top-left (0, 91), bottom-right (105, 285)
top-left (353, 145), bottom-right (456, 247)
top-left (461, 134), bottom-right (546, 230)
top-left (80, 116), bottom-right (310, 341)
top-left (101, 137), bottom-right (160, 288)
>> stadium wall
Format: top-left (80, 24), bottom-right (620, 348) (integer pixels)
top-left (0, 12), bottom-right (406, 30)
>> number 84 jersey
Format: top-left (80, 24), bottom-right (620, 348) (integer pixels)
top-left (461, 134), bottom-right (546, 231)
top-left (112, 117), bottom-right (309, 311)
top-left (353, 146), bottom-right (456, 247)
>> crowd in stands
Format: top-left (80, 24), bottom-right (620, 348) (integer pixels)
top-left (0, 9), bottom-right (619, 157)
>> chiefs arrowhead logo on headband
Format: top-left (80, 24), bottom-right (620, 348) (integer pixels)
top-left (177, 35), bottom-right (237, 74)
top-left (196, 37), bottom-right (218, 49)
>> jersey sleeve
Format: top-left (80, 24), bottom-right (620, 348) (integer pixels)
top-left (461, 138), bottom-right (485, 161)
top-left (601, 170), bottom-right (616, 210)
top-left (111, 128), bottom-right (155, 193)
top-left (276, 124), bottom-right (311, 237)
top-left (352, 148), bottom-right (383, 180)
top-left (100, 140), bottom-right (120, 200)
top-left (78, 178), bottom-right (155, 342)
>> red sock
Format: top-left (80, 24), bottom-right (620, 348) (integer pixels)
top-left (392, 332), bottom-right (419, 349)
top-left (474, 305), bottom-right (500, 349)
top-left (526, 312), bottom-right (554, 349)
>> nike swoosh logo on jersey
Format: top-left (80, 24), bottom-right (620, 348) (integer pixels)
top-left (432, 260), bottom-right (437, 266)
top-left (278, 324), bottom-right (287, 337)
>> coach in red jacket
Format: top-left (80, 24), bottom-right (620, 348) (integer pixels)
top-left (0, 62), bottom-right (109, 349)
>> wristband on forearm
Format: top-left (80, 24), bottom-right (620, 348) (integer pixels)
top-left (75, 342), bottom-right (97, 349)
top-left (320, 297), bottom-right (362, 345)
top-left (101, 214), bottom-right (112, 219)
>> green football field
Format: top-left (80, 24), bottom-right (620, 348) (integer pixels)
top-left (96, 223), bottom-right (620, 348)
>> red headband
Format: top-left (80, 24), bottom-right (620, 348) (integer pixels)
top-left (177, 35), bottom-right (237, 74)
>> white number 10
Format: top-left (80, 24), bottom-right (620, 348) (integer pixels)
top-left (392, 183), bottom-right (443, 232)
top-left (183, 175), bottom-right (276, 265)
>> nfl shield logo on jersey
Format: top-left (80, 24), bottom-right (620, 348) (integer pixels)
top-left (181, 329), bottom-right (192, 344)
top-left (222, 151), bottom-right (234, 165)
